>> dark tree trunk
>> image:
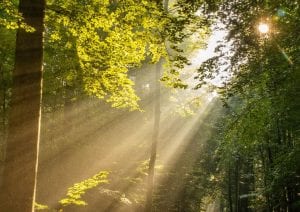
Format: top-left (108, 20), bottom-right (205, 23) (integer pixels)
top-left (0, 64), bottom-right (6, 183)
top-left (239, 159), bottom-right (254, 212)
top-left (145, 60), bottom-right (161, 212)
top-left (0, 0), bottom-right (45, 211)
top-left (228, 166), bottom-right (233, 212)
top-left (260, 147), bottom-right (272, 211)
top-left (234, 158), bottom-right (240, 212)
top-left (0, 65), bottom-right (6, 140)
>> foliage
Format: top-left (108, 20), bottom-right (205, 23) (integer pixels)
top-left (195, 0), bottom-right (300, 210)
top-left (2, 0), bottom-right (299, 211)
top-left (34, 202), bottom-right (49, 210)
top-left (45, 0), bottom-right (169, 110)
top-left (59, 171), bottom-right (109, 206)
top-left (0, 0), bottom-right (34, 31)
top-left (43, 0), bottom-right (214, 110)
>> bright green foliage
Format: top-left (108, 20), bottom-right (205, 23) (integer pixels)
top-left (0, 0), bottom-right (34, 31)
top-left (46, 0), bottom-right (168, 110)
top-left (34, 202), bottom-right (49, 210)
top-left (43, 0), bottom-right (213, 110)
top-left (0, 0), bottom-right (19, 29)
top-left (59, 171), bottom-right (109, 206)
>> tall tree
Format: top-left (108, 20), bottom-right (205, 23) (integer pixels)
top-left (145, 0), bottom-right (168, 210)
top-left (0, 0), bottom-right (45, 211)
top-left (145, 60), bottom-right (162, 212)
top-left (144, 0), bottom-right (215, 210)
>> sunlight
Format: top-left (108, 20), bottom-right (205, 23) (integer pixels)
top-left (191, 24), bottom-right (231, 87)
top-left (191, 28), bottom-right (227, 65)
top-left (1, 0), bottom-right (298, 211)
top-left (36, 70), bottom-right (220, 211)
top-left (36, 14), bottom-right (228, 212)
top-left (276, 43), bottom-right (294, 65)
top-left (256, 21), bottom-right (293, 65)
top-left (30, 17), bottom-right (230, 211)
top-left (157, 100), bottom-right (214, 165)
top-left (258, 23), bottom-right (269, 34)
top-left (207, 90), bottom-right (218, 102)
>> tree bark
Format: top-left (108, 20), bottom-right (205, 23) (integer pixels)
top-left (0, 64), bottom-right (6, 185)
top-left (259, 147), bottom-right (272, 211)
top-left (0, 0), bottom-right (45, 211)
top-left (228, 165), bottom-right (233, 212)
top-left (145, 60), bottom-right (161, 212)
top-left (0, 64), bottom-right (6, 141)
top-left (145, 0), bottom-right (168, 210)
top-left (234, 158), bottom-right (240, 212)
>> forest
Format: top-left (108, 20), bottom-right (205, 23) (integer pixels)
top-left (0, 0), bottom-right (299, 211)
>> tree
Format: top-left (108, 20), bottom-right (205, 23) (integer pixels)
top-left (45, 0), bottom-right (169, 111)
top-left (145, 60), bottom-right (162, 212)
top-left (0, 0), bottom-right (45, 211)
top-left (144, 0), bottom-right (217, 210)
top-left (0, 28), bottom-right (15, 155)
top-left (0, 0), bottom-right (222, 210)
top-left (195, 0), bottom-right (300, 210)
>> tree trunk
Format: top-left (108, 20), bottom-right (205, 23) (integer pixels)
top-left (239, 160), bottom-right (254, 212)
top-left (0, 64), bottom-right (6, 142)
top-left (0, 0), bottom-right (45, 211)
top-left (234, 158), bottom-right (240, 212)
top-left (228, 165), bottom-right (233, 212)
top-left (145, 60), bottom-right (161, 212)
top-left (259, 147), bottom-right (272, 211)
top-left (0, 64), bottom-right (6, 185)
top-left (145, 0), bottom-right (168, 210)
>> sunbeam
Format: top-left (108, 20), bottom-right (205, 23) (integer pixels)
top-left (276, 43), bottom-right (293, 65)
top-left (1, 1), bottom-right (299, 211)
top-left (36, 68), bottom-right (222, 212)
top-left (34, 23), bottom-right (229, 211)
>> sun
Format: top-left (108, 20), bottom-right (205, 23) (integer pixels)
top-left (258, 23), bottom-right (269, 34)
